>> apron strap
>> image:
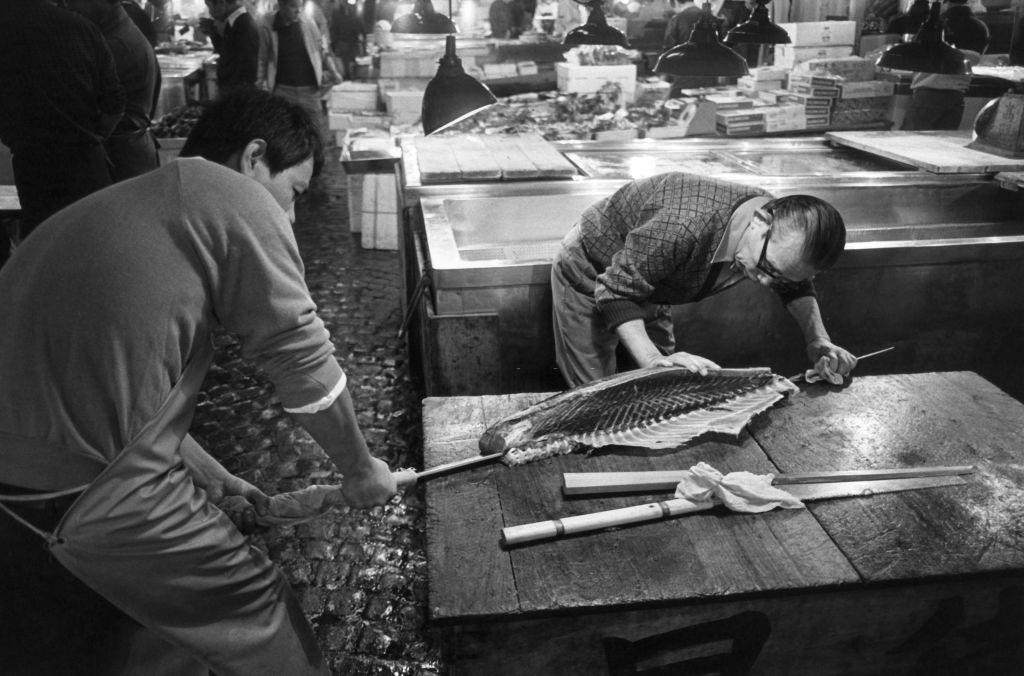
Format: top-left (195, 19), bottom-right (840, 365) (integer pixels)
top-left (0, 484), bottom-right (89, 545)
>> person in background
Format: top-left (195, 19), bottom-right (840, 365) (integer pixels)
top-left (901, 0), bottom-right (989, 131)
top-left (490, 0), bottom-right (514, 38)
top-left (551, 173), bottom-right (857, 387)
top-left (886, 0), bottom-right (930, 37)
top-left (257, 0), bottom-right (327, 138)
top-left (0, 0), bottom-right (124, 242)
top-left (200, 0), bottom-right (260, 95)
top-left (68, 0), bottom-right (161, 182)
top-left (663, 0), bottom-right (702, 49)
top-left (0, 88), bottom-right (399, 675)
top-left (122, 0), bottom-right (158, 45)
top-left (331, 1), bottom-right (367, 80)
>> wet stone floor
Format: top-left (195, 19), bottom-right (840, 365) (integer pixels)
top-left (190, 149), bottom-right (445, 675)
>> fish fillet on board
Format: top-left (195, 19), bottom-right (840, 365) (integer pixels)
top-left (479, 367), bottom-right (798, 465)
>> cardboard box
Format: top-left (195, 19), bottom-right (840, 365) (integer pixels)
top-left (705, 94), bottom-right (754, 110)
top-left (329, 82), bottom-right (380, 112)
top-left (774, 44), bottom-right (854, 69)
top-left (634, 79), bottom-right (672, 107)
top-left (747, 66), bottom-right (789, 82)
top-left (777, 21), bottom-right (857, 47)
top-left (556, 63), bottom-right (637, 102)
top-left (716, 122), bottom-right (766, 135)
top-left (756, 88), bottom-right (791, 105)
top-left (483, 62), bottom-right (518, 80)
top-left (837, 80), bottom-right (895, 99)
top-left (716, 109), bottom-right (766, 125)
top-left (797, 56), bottom-right (876, 81)
top-left (790, 84), bottom-right (841, 98)
top-left (516, 61), bottom-right (539, 76)
top-left (737, 76), bottom-right (784, 93)
top-left (788, 73), bottom-right (843, 87)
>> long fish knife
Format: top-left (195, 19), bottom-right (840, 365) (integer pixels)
top-left (502, 474), bottom-right (970, 547)
top-left (789, 345), bottom-right (896, 384)
top-left (562, 465), bottom-right (977, 496)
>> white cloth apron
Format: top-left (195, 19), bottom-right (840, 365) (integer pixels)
top-left (5, 340), bottom-right (328, 676)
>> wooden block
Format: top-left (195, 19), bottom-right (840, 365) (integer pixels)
top-left (826, 131), bottom-right (1024, 174)
top-left (413, 136), bottom-right (463, 182)
top-left (481, 135), bottom-right (542, 179)
top-left (449, 136), bottom-right (502, 180)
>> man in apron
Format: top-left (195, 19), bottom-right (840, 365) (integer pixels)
top-left (0, 89), bottom-right (398, 674)
top-left (551, 173), bottom-right (858, 387)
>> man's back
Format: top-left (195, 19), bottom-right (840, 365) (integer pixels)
top-left (0, 0), bottom-right (124, 149)
top-left (212, 10), bottom-right (260, 90)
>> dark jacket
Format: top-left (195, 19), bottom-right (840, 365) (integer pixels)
top-left (210, 10), bottom-right (260, 90)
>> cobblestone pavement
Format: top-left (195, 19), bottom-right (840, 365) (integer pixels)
top-left (190, 149), bottom-right (445, 675)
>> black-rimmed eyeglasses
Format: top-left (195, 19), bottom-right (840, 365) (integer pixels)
top-left (754, 208), bottom-right (808, 292)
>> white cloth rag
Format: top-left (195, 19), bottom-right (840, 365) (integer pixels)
top-left (674, 462), bottom-right (804, 513)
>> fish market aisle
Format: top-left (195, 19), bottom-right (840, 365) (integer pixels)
top-left (189, 149), bottom-right (443, 675)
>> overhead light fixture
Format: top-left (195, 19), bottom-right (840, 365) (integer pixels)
top-left (724, 0), bottom-right (790, 45)
top-left (655, 2), bottom-right (749, 77)
top-left (421, 0), bottom-right (497, 136)
top-left (391, 0), bottom-right (456, 33)
top-left (876, 1), bottom-right (970, 75)
top-left (562, 0), bottom-right (629, 48)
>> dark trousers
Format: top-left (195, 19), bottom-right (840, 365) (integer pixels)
top-left (0, 488), bottom-right (138, 675)
top-left (901, 88), bottom-right (966, 131)
top-left (11, 142), bottom-right (112, 239)
top-left (105, 129), bottom-right (159, 183)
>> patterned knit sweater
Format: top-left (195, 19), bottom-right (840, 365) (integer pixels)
top-left (557, 173), bottom-right (813, 329)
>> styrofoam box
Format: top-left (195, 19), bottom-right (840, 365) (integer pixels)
top-left (329, 82), bottom-right (380, 112)
top-left (777, 21), bottom-right (857, 47)
top-left (483, 62), bottom-right (518, 80)
top-left (556, 63), bottom-right (637, 102)
top-left (747, 66), bottom-right (789, 82)
top-left (517, 61), bottom-right (539, 76)
top-left (360, 174), bottom-right (399, 250)
top-left (737, 77), bottom-right (784, 93)
top-left (774, 44), bottom-right (854, 69)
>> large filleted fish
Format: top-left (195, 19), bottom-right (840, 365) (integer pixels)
top-left (479, 367), bottom-right (798, 465)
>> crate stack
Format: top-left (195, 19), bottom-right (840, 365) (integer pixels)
top-left (327, 81), bottom-right (391, 145)
top-left (773, 21), bottom-right (857, 69)
top-left (555, 63), bottom-right (638, 103)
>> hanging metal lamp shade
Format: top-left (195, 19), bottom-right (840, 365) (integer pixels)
top-left (562, 1), bottom-right (629, 48)
top-left (391, 0), bottom-right (456, 33)
top-left (724, 0), bottom-right (790, 45)
top-left (876, 1), bottom-right (969, 75)
top-left (655, 2), bottom-right (749, 77)
top-left (422, 35), bottom-right (497, 135)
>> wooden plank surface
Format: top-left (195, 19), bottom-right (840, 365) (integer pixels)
top-left (480, 135), bottom-right (544, 179)
top-left (749, 371), bottom-right (1024, 581)
top-left (423, 395), bottom-right (526, 619)
top-left (424, 392), bottom-right (857, 620)
top-left (513, 132), bottom-right (579, 178)
top-left (826, 131), bottom-right (1024, 174)
top-left (413, 137), bottom-right (463, 183)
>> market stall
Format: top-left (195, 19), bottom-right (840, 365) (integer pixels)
top-left (398, 132), bottom-right (1024, 401)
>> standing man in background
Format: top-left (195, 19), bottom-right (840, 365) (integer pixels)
top-left (0, 0), bottom-right (124, 242)
top-left (901, 0), bottom-right (989, 130)
top-left (68, 0), bottom-right (161, 182)
top-left (258, 0), bottom-right (327, 138)
top-left (200, 0), bottom-right (260, 95)
top-left (330, 1), bottom-right (367, 81)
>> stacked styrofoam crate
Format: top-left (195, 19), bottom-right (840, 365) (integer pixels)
top-left (736, 66), bottom-right (788, 98)
top-left (773, 21), bottom-right (856, 69)
top-left (555, 63), bottom-right (638, 103)
top-left (383, 88), bottom-right (425, 125)
top-left (360, 172), bottom-right (399, 250)
top-left (327, 82), bottom-right (391, 145)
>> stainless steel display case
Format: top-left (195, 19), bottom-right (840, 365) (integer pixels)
top-left (401, 138), bottom-right (1024, 398)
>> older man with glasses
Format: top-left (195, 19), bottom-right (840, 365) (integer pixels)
top-left (551, 172), bottom-right (857, 387)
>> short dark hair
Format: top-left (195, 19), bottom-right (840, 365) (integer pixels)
top-left (763, 194), bottom-right (846, 270)
top-left (180, 89), bottom-right (324, 176)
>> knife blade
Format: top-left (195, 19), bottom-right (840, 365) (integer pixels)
top-left (502, 474), bottom-right (970, 547)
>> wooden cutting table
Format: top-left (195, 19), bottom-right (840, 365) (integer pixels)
top-left (423, 372), bottom-right (1024, 674)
